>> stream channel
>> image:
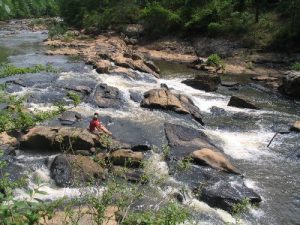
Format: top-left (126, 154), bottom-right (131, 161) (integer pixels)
top-left (0, 21), bottom-right (299, 225)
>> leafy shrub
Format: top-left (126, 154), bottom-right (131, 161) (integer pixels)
top-left (207, 53), bottom-right (225, 68)
top-left (142, 2), bottom-right (182, 37)
top-left (0, 63), bottom-right (58, 78)
top-left (207, 22), bottom-right (223, 36)
top-left (48, 22), bottom-right (68, 39)
top-left (67, 91), bottom-right (81, 106)
top-left (292, 62), bottom-right (300, 71)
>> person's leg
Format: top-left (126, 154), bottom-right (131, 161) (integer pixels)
top-left (98, 125), bottom-right (112, 136)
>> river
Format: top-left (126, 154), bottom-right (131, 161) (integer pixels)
top-left (0, 21), bottom-right (299, 225)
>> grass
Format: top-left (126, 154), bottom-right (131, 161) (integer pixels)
top-left (0, 63), bottom-right (59, 78)
top-left (67, 91), bottom-right (81, 106)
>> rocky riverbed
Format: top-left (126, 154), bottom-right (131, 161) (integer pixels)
top-left (0, 20), bottom-right (300, 225)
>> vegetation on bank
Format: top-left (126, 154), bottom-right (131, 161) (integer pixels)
top-left (0, 0), bottom-right (58, 20)
top-left (0, 63), bottom-right (58, 78)
top-left (57, 0), bottom-right (300, 50)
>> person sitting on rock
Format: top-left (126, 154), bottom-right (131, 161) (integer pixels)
top-left (89, 113), bottom-right (112, 136)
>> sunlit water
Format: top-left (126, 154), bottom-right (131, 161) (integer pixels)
top-left (0, 22), bottom-right (299, 225)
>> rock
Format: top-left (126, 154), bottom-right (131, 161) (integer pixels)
top-left (160, 83), bottom-right (169, 90)
top-left (182, 74), bottom-right (221, 92)
top-left (111, 166), bottom-right (146, 183)
top-left (92, 83), bottom-right (123, 108)
top-left (145, 60), bottom-right (160, 74)
top-left (279, 71), bottom-right (300, 98)
top-left (20, 126), bottom-right (104, 151)
top-left (210, 106), bottom-right (226, 116)
top-left (0, 132), bottom-right (18, 147)
top-left (109, 149), bottom-right (144, 168)
top-left (50, 154), bottom-right (106, 187)
top-left (141, 89), bottom-right (204, 125)
top-left (75, 150), bottom-right (92, 156)
top-left (59, 111), bottom-right (82, 125)
top-left (251, 76), bottom-right (278, 82)
top-left (66, 85), bottom-right (92, 95)
top-left (228, 96), bottom-right (259, 110)
top-left (123, 24), bottom-right (144, 38)
top-left (95, 60), bottom-right (112, 74)
top-left (132, 52), bottom-right (144, 60)
top-left (131, 144), bottom-right (151, 152)
top-left (164, 123), bottom-right (218, 159)
top-left (221, 81), bottom-right (239, 87)
top-left (191, 148), bottom-right (240, 174)
top-left (129, 91), bottom-right (143, 103)
top-left (290, 121), bottom-right (300, 132)
top-left (198, 172), bottom-right (261, 212)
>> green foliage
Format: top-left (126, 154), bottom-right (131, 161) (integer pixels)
top-left (207, 53), bottom-right (225, 68)
top-left (162, 144), bottom-right (171, 159)
top-left (177, 156), bottom-right (192, 171)
top-left (0, 0), bottom-right (59, 20)
top-left (48, 22), bottom-right (68, 39)
top-left (292, 62), bottom-right (300, 71)
top-left (123, 202), bottom-right (189, 225)
top-left (67, 91), bottom-right (81, 106)
top-left (0, 92), bottom-right (64, 132)
top-left (141, 2), bottom-right (182, 37)
top-left (0, 63), bottom-right (58, 78)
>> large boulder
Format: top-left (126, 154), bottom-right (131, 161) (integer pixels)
top-left (279, 71), bottom-right (300, 98)
top-left (164, 123), bottom-right (218, 159)
top-left (123, 24), bottom-right (144, 38)
top-left (228, 96), bottom-right (259, 110)
top-left (191, 148), bottom-right (240, 174)
top-left (20, 126), bottom-right (128, 151)
top-left (141, 89), bottom-right (204, 125)
top-left (50, 154), bottom-right (105, 187)
top-left (92, 83), bottom-right (123, 108)
top-left (182, 74), bottom-right (221, 92)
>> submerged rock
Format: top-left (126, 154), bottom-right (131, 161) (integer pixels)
top-left (191, 148), bottom-right (240, 174)
top-left (221, 81), bottom-right (239, 87)
top-left (141, 89), bottom-right (204, 125)
top-left (92, 83), bottom-right (123, 108)
top-left (50, 154), bottom-right (105, 187)
top-left (182, 74), bottom-right (221, 92)
top-left (228, 96), bottom-right (259, 110)
top-left (279, 71), bottom-right (300, 98)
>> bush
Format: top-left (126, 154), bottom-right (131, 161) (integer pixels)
top-left (207, 53), bottom-right (225, 68)
top-left (142, 2), bottom-right (182, 37)
top-left (48, 22), bottom-right (68, 39)
top-left (207, 22), bottom-right (223, 36)
top-left (292, 62), bottom-right (300, 71)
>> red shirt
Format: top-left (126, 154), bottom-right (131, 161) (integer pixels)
top-left (89, 119), bottom-right (100, 132)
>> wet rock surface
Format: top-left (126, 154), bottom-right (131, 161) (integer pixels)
top-left (228, 96), bottom-right (259, 109)
top-left (91, 83), bottom-right (123, 108)
top-left (279, 71), bottom-right (300, 99)
top-left (50, 154), bottom-right (106, 187)
top-left (164, 123), bottom-right (218, 159)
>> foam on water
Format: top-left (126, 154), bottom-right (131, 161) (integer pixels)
top-left (205, 129), bottom-right (274, 160)
top-left (14, 166), bottom-right (106, 202)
